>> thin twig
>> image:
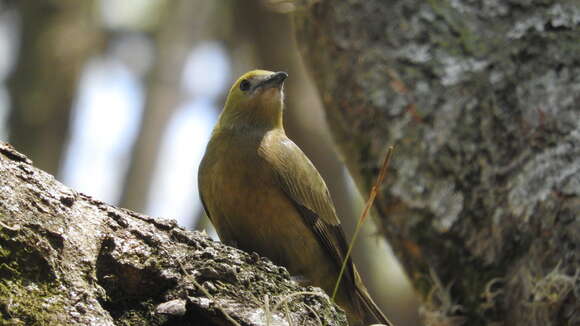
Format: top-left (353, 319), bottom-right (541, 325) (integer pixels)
top-left (332, 146), bottom-right (395, 301)
top-left (283, 301), bottom-right (295, 326)
top-left (303, 302), bottom-right (323, 326)
top-left (268, 291), bottom-right (330, 325)
top-left (0, 220), bottom-right (20, 231)
top-left (265, 294), bottom-right (271, 326)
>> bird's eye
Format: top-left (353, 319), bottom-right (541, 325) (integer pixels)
top-left (239, 79), bottom-right (251, 92)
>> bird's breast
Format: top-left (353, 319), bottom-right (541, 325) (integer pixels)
top-left (200, 134), bottom-right (324, 274)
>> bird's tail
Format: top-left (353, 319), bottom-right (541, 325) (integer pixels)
top-left (353, 268), bottom-right (393, 326)
top-left (355, 284), bottom-right (393, 326)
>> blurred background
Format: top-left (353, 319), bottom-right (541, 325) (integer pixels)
top-left (0, 1), bottom-right (419, 324)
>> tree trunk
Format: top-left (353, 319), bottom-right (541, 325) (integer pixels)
top-left (0, 142), bottom-right (346, 326)
top-left (293, 1), bottom-right (580, 325)
top-left (7, 0), bottom-right (99, 175)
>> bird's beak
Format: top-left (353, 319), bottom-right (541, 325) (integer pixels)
top-left (256, 71), bottom-right (288, 91)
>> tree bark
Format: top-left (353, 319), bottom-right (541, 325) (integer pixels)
top-left (0, 142), bottom-right (346, 326)
top-left (7, 0), bottom-right (99, 175)
top-left (293, 1), bottom-right (580, 325)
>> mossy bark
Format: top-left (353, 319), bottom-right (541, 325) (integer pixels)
top-left (293, 1), bottom-right (580, 325)
top-left (0, 142), bottom-right (347, 326)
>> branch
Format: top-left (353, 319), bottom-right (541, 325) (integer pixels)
top-left (0, 142), bottom-right (346, 326)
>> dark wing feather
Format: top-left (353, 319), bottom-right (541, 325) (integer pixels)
top-left (199, 190), bottom-right (212, 222)
top-left (354, 272), bottom-right (393, 325)
top-left (259, 134), bottom-right (356, 286)
top-left (291, 202), bottom-right (353, 283)
top-left (197, 154), bottom-right (213, 224)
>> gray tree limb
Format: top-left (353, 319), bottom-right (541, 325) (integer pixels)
top-left (0, 142), bottom-right (346, 326)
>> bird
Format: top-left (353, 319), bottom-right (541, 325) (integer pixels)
top-left (198, 69), bottom-right (392, 326)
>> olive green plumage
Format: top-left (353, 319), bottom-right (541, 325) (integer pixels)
top-left (198, 70), bottom-right (392, 326)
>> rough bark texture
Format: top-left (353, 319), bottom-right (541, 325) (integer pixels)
top-left (293, 1), bottom-right (580, 325)
top-left (7, 0), bottom-right (99, 175)
top-left (0, 142), bottom-right (346, 326)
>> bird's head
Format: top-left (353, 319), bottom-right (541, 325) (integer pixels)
top-left (219, 70), bottom-right (288, 131)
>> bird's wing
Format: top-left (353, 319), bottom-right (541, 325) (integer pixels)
top-left (199, 190), bottom-right (212, 222)
top-left (259, 133), bottom-right (356, 286)
top-left (197, 152), bottom-right (214, 224)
